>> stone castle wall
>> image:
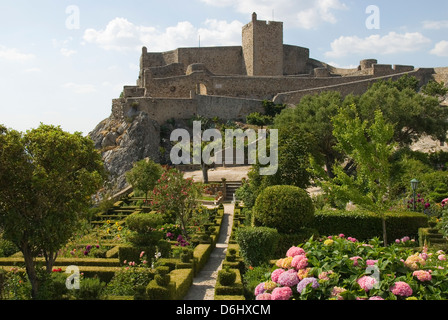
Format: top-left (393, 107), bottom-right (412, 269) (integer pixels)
top-left (115, 94), bottom-right (264, 125)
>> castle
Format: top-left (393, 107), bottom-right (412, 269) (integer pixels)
top-left (111, 12), bottom-right (446, 125)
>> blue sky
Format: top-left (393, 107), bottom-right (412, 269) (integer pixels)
top-left (1, 0), bottom-right (447, 135)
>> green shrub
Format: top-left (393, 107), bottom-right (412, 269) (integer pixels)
top-left (218, 267), bottom-right (236, 286)
top-left (0, 237), bottom-right (18, 257)
top-left (126, 213), bottom-right (165, 246)
top-left (35, 271), bottom-right (69, 300)
top-left (146, 280), bottom-right (174, 300)
top-left (155, 274), bottom-right (171, 287)
top-left (253, 185), bottom-right (315, 233)
top-left (104, 267), bottom-right (154, 297)
top-left (73, 277), bottom-right (105, 300)
top-left (235, 227), bottom-right (279, 267)
top-left (313, 209), bottom-right (428, 241)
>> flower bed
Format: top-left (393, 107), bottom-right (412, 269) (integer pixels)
top-left (252, 235), bottom-right (448, 300)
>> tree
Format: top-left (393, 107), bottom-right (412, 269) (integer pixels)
top-left (126, 158), bottom-right (163, 202)
top-left (152, 167), bottom-right (200, 236)
top-left (251, 125), bottom-right (313, 190)
top-left (313, 105), bottom-right (396, 245)
top-left (356, 77), bottom-right (448, 146)
top-left (0, 124), bottom-right (106, 298)
top-left (273, 91), bottom-right (344, 178)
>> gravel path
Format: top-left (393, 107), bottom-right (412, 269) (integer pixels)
top-left (183, 203), bottom-right (235, 300)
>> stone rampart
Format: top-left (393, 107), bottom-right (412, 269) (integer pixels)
top-left (273, 68), bottom-right (434, 105)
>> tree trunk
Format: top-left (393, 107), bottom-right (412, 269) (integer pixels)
top-left (21, 242), bottom-right (39, 299)
top-left (202, 163), bottom-right (209, 184)
top-left (382, 216), bottom-right (388, 247)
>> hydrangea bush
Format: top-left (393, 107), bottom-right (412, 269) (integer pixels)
top-left (253, 235), bottom-right (448, 300)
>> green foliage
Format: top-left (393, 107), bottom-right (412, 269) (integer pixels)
top-left (0, 124), bottom-right (106, 298)
top-left (242, 264), bottom-right (273, 299)
top-left (235, 178), bottom-right (258, 208)
top-left (235, 227), bottom-right (279, 267)
top-left (125, 158), bottom-right (163, 201)
top-left (313, 209), bottom-right (428, 241)
top-left (318, 106), bottom-right (395, 213)
top-left (72, 277), bottom-right (105, 300)
top-left (258, 126), bottom-right (313, 189)
top-left (253, 185), bottom-right (315, 233)
top-left (218, 267), bottom-right (237, 286)
top-left (246, 112), bottom-right (272, 127)
top-left (357, 76), bottom-right (448, 145)
top-left (126, 213), bottom-right (165, 246)
top-left (105, 267), bottom-right (154, 297)
top-left (152, 167), bottom-right (201, 236)
top-left (421, 80), bottom-right (448, 97)
top-left (273, 91), bottom-right (343, 178)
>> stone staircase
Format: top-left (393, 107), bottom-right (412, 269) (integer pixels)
top-left (224, 181), bottom-right (242, 202)
top-left (424, 223), bottom-right (448, 249)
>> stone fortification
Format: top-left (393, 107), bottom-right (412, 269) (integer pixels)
top-left (90, 12), bottom-right (447, 192)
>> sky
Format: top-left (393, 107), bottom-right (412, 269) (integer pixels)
top-left (1, 0), bottom-right (447, 135)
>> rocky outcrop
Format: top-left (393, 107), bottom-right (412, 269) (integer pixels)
top-left (89, 111), bottom-right (160, 193)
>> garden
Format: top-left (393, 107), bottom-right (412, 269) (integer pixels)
top-left (1, 76), bottom-right (448, 301)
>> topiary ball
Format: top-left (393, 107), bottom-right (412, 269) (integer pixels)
top-left (253, 185), bottom-right (314, 233)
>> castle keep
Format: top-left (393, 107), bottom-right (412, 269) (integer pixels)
top-left (112, 13), bottom-right (443, 125)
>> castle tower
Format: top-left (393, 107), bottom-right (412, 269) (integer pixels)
top-left (242, 12), bottom-right (284, 76)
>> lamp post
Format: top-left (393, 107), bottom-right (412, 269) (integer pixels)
top-left (411, 179), bottom-right (419, 211)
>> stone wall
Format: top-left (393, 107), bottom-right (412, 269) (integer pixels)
top-left (273, 68), bottom-right (435, 105)
top-left (116, 94), bottom-right (264, 125)
top-left (283, 45), bottom-right (310, 75)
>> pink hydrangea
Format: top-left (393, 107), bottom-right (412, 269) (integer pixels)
top-left (277, 269), bottom-right (300, 287)
top-left (254, 282), bottom-right (266, 296)
top-left (297, 277), bottom-right (319, 294)
top-left (368, 296), bottom-right (384, 300)
top-left (271, 286), bottom-right (292, 300)
top-left (271, 268), bottom-right (285, 283)
top-left (413, 270), bottom-right (432, 282)
top-left (357, 276), bottom-right (377, 291)
top-left (330, 286), bottom-right (346, 300)
top-left (390, 281), bottom-right (413, 297)
top-left (350, 256), bottom-right (362, 266)
top-left (318, 270), bottom-right (334, 281)
top-left (366, 260), bottom-right (378, 266)
top-left (405, 254), bottom-right (426, 270)
top-left (438, 254), bottom-right (446, 261)
top-left (286, 246), bottom-right (305, 257)
top-left (256, 293), bottom-right (272, 300)
top-left (291, 254), bottom-right (308, 270)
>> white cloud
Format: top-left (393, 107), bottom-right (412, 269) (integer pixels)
top-left (430, 41), bottom-right (448, 57)
top-left (61, 82), bottom-right (96, 94)
top-left (52, 38), bottom-right (77, 57)
top-left (325, 32), bottom-right (431, 58)
top-left (60, 48), bottom-right (77, 57)
top-left (23, 67), bottom-right (42, 73)
top-left (83, 17), bottom-right (243, 52)
top-left (423, 20), bottom-right (448, 30)
top-left (0, 46), bottom-right (35, 62)
top-left (200, 0), bottom-right (348, 29)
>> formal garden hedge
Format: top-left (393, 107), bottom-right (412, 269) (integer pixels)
top-left (0, 191), bottom-right (226, 300)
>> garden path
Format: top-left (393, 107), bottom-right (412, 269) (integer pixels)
top-left (183, 202), bottom-right (235, 300)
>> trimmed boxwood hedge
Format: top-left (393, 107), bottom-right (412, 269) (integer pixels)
top-left (312, 209), bottom-right (428, 241)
